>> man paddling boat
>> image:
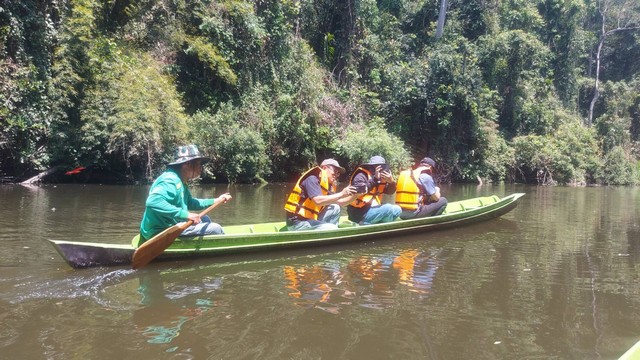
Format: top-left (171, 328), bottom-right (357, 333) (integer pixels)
top-left (138, 145), bottom-right (232, 245)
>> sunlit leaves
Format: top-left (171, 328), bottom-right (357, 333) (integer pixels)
top-left (333, 121), bottom-right (412, 173)
top-left (191, 107), bottom-right (270, 183)
top-left (513, 120), bottom-right (601, 184)
top-left (479, 30), bottom-right (556, 136)
top-left (184, 36), bottom-right (237, 86)
top-left (80, 51), bottom-right (188, 179)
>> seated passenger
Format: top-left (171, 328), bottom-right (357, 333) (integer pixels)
top-left (285, 159), bottom-right (357, 231)
top-left (396, 157), bottom-right (447, 219)
top-left (346, 156), bottom-right (402, 225)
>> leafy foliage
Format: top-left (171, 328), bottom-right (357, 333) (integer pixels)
top-left (191, 107), bottom-right (270, 183)
top-left (334, 120), bottom-right (412, 174)
top-left (79, 50), bottom-right (189, 180)
top-left (479, 30), bottom-right (558, 137)
top-left (0, 0), bottom-right (62, 175)
top-left (513, 120), bottom-right (601, 184)
top-left (1, 0), bottom-right (640, 186)
top-left (600, 146), bottom-right (639, 185)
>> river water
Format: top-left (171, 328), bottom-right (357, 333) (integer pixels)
top-left (0, 183), bottom-right (639, 359)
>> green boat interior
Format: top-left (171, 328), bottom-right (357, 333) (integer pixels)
top-left (131, 195), bottom-right (502, 247)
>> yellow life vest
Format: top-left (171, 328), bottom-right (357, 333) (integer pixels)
top-left (395, 167), bottom-right (430, 210)
top-left (284, 167), bottom-right (334, 220)
top-left (349, 167), bottom-right (388, 208)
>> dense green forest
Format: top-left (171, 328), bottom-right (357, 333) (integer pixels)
top-left (2, 0), bottom-right (640, 185)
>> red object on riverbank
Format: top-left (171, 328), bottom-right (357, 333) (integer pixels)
top-left (65, 167), bottom-right (86, 175)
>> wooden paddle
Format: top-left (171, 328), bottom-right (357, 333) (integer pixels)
top-left (132, 200), bottom-right (224, 269)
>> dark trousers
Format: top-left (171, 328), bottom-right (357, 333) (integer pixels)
top-left (399, 197), bottom-right (448, 220)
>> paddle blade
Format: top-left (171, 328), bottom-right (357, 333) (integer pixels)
top-left (132, 200), bottom-right (223, 269)
top-left (131, 224), bottom-right (186, 269)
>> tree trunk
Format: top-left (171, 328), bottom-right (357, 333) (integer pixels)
top-left (435, 0), bottom-right (448, 40)
top-left (587, 35), bottom-right (605, 126)
top-left (587, 0), bottom-right (640, 125)
top-left (20, 166), bottom-right (61, 184)
top-left (588, 5), bottom-right (608, 126)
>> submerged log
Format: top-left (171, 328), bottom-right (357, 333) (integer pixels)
top-left (20, 166), bottom-right (61, 184)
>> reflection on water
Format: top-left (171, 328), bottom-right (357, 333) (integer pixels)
top-left (1, 184), bottom-right (640, 359)
top-left (135, 272), bottom-right (218, 348)
top-left (283, 249), bottom-right (440, 313)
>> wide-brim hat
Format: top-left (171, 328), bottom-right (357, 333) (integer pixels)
top-left (360, 155), bottom-right (389, 171)
top-left (420, 157), bottom-right (436, 168)
top-left (320, 158), bottom-right (345, 174)
top-left (365, 155), bottom-right (386, 166)
top-left (168, 144), bottom-right (209, 166)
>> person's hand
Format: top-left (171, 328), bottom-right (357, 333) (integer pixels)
top-left (187, 212), bottom-right (202, 224)
top-left (341, 185), bottom-right (357, 197)
top-left (374, 165), bottom-right (382, 179)
top-left (374, 165), bottom-right (393, 182)
top-left (217, 193), bottom-right (232, 203)
top-left (380, 169), bottom-right (394, 183)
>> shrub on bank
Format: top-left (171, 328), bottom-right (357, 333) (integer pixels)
top-left (512, 121), bottom-right (601, 185)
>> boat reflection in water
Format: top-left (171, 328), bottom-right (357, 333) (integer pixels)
top-left (133, 272), bottom-right (220, 349)
top-left (283, 249), bottom-right (441, 313)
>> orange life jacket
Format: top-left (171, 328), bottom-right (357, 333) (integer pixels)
top-left (284, 167), bottom-right (334, 220)
top-left (349, 167), bottom-right (388, 208)
top-left (395, 166), bottom-right (430, 210)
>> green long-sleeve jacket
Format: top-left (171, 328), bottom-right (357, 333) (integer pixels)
top-left (139, 168), bottom-right (214, 241)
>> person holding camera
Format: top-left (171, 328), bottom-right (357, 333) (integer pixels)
top-left (346, 155), bottom-right (402, 225)
top-left (396, 157), bottom-right (448, 219)
top-left (284, 159), bottom-right (357, 231)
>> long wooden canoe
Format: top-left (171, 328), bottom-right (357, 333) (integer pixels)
top-left (49, 193), bottom-right (524, 269)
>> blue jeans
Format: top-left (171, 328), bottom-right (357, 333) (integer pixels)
top-left (287, 204), bottom-right (341, 231)
top-left (362, 204), bottom-right (402, 225)
top-left (180, 215), bottom-right (224, 237)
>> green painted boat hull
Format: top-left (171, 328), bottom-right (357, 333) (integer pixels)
top-left (49, 193), bottom-right (525, 268)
